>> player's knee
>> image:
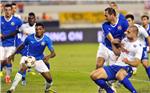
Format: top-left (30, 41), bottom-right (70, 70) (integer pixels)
top-left (90, 71), bottom-right (97, 80)
top-left (116, 71), bottom-right (126, 80)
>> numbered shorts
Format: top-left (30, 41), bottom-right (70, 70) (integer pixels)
top-left (0, 46), bottom-right (16, 61)
top-left (96, 43), bottom-right (117, 66)
top-left (20, 56), bottom-right (49, 73)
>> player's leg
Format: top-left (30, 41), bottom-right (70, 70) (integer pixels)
top-left (7, 63), bottom-right (27, 93)
top-left (116, 68), bottom-right (137, 93)
top-left (5, 47), bottom-right (16, 83)
top-left (35, 60), bottom-right (53, 92)
top-left (141, 47), bottom-right (150, 79)
top-left (90, 66), bottom-right (114, 93)
top-left (0, 46), bottom-right (5, 77)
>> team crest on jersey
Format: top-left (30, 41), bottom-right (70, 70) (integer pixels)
top-left (11, 22), bottom-right (15, 26)
top-left (133, 45), bottom-right (137, 48)
top-left (117, 25), bottom-right (122, 30)
top-left (41, 42), bottom-right (45, 46)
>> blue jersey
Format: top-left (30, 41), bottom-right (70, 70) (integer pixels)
top-left (24, 34), bottom-right (54, 60)
top-left (145, 24), bottom-right (150, 46)
top-left (118, 13), bottom-right (125, 20)
top-left (1, 16), bottom-right (22, 47)
top-left (102, 18), bottom-right (128, 50)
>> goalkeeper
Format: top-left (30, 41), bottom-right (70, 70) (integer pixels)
top-left (7, 23), bottom-right (56, 93)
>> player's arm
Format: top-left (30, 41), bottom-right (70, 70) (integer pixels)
top-left (1, 30), bottom-right (20, 40)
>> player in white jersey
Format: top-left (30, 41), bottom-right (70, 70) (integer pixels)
top-left (16, 12), bottom-right (36, 86)
top-left (91, 25), bottom-right (142, 93)
top-left (126, 14), bottom-right (150, 79)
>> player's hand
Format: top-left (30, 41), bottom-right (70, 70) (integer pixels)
top-left (122, 58), bottom-right (128, 63)
top-left (43, 55), bottom-right (50, 63)
top-left (111, 38), bottom-right (120, 44)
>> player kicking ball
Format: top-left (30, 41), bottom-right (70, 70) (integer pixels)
top-left (7, 23), bottom-right (56, 93)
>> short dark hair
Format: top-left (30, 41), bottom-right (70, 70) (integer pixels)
top-left (125, 14), bottom-right (134, 20)
top-left (11, 3), bottom-right (16, 6)
top-left (105, 7), bottom-right (116, 16)
top-left (4, 4), bottom-right (12, 8)
top-left (36, 23), bottom-right (44, 28)
top-left (28, 12), bottom-right (36, 17)
top-left (141, 15), bottom-right (149, 20)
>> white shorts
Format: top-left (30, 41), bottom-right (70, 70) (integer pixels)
top-left (0, 46), bottom-right (16, 61)
top-left (96, 43), bottom-right (117, 66)
top-left (20, 56), bottom-right (49, 73)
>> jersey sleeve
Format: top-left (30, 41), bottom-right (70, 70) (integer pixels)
top-left (139, 25), bottom-right (149, 38)
top-left (122, 19), bottom-right (129, 32)
top-left (102, 23), bottom-right (110, 37)
top-left (17, 18), bottom-right (23, 29)
top-left (23, 36), bottom-right (29, 45)
top-left (135, 45), bottom-right (143, 60)
top-left (46, 37), bottom-right (54, 51)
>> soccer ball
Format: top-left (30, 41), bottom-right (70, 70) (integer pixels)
top-left (25, 56), bottom-right (36, 68)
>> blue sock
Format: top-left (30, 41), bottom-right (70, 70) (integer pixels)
top-left (120, 77), bottom-right (137, 93)
top-left (95, 79), bottom-right (114, 93)
top-left (0, 64), bottom-right (2, 71)
top-left (6, 63), bottom-right (12, 68)
top-left (145, 66), bottom-right (150, 79)
top-left (18, 71), bottom-right (24, 75)
top-left (22, 71), bottom-right (26, 80)
top-left (45, 63), bottom-right (50, 69)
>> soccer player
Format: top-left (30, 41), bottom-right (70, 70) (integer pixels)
top-left (125, 14), bottom-right (150, 78)
top-left (7, 23), bottom-right (56, 93)
top-left (141, 15), bottom-right (150, 79)
top-left (0, 4), bottom-right (22, 83)
top-left (11, 3), bottom-right (21, 19)
top-left (91, 25), bottom-right (143, 93)
top-left (16, 12), bottom-right (36, 86)
top-left (96, 7), bottom-right (128, 93)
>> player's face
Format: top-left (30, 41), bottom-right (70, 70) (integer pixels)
top-left (125, 28), bottom-right (136, 40)
top-left (141, 17), bottom-right (149, 26)
top-left (35, 26), bottom-right (44, 37)
top-left (28, 15), bottom-right (36, 26)
top-left (105, 11), bottom-right (113, 22)
top-left (127, 18), bottom-right (134, 26)
top-left (4, 6), bottom-right (12, 18)
top-left (12, 5), bottom-right (17, 14)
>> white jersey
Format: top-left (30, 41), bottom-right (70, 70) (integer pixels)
top-left (14, 13), bottom-right (21, 19)
top-left (134, 24), bottom-right (149, 47)
top-left (114, 38), bottom-right (143, 66)
top-left (19, 23), bottom-right (36, 41)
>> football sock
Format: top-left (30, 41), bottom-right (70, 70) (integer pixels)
top-left (145, 66), bottom-right (150, 79)
top-left (6, 63), bottom-right (12, 76)
top-left (45, 81), bottom-right (52, 91)
top-left (120, 77), bottom-right (137, 93)
top-left (95, 79), bottom-right (114, 93)
top-left (10, 72), bottom-right (22, 90)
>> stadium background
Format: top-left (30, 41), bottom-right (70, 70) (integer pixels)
top-left (1, 0), bottom-right (150, 93)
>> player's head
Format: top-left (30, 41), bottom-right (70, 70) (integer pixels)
top-left (141, 15), bottom-right (149, 26)
top-left (125, 14), bottom-right (134, 26)
top-left (125, 25), bottom-right (138, 41)
top-left (28, 12), bottom-right (36, 26)
top-left (104, 7), bottom-right (116, 22)
top-left (109, 2), bottom-right (118, 11)
top-left (4, 4), bottom-right (13, 18)
top-left (11, 3), bottom-right (17, 14)
top-left (35, 23), bottom-right (45, 38)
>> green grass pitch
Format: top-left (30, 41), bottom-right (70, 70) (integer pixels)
top-left (1, 43), bottom-right (150, 93)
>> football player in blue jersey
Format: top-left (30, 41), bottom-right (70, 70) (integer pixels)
top-left (0, 4), bottom-right (22, 83)
top-left (95, 7), bottom-right (128, 93)
top-left (91, 25), bottom-right (142, 93)
top-left (141, 15), bottom-right (150, 79)
top-left (7, 23), bottom-right (56, 93)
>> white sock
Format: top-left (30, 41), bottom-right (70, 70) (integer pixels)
top-left (10, 73), bottom-right (22, 90)
top-left (45, 82), bottom-right (52, 91)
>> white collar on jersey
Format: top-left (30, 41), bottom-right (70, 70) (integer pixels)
top-left (110, 17), bottom-right (119, 27)
top-left (34, 34), bottom-right (44, 42)
top-left (4, 15), bottom-right (13, 22)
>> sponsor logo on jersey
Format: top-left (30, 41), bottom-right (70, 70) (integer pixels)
top-left (11, 22), bottom-right (15, 26)
top-left (118, 25), bottom-right (122, 30)
top-left (41, 42), bottom-right (45, 46)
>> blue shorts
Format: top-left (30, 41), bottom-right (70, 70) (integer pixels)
top-left (104, 65), bottom-right (133, 80)
top-left (141, 47), bottom-right (148, 61)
